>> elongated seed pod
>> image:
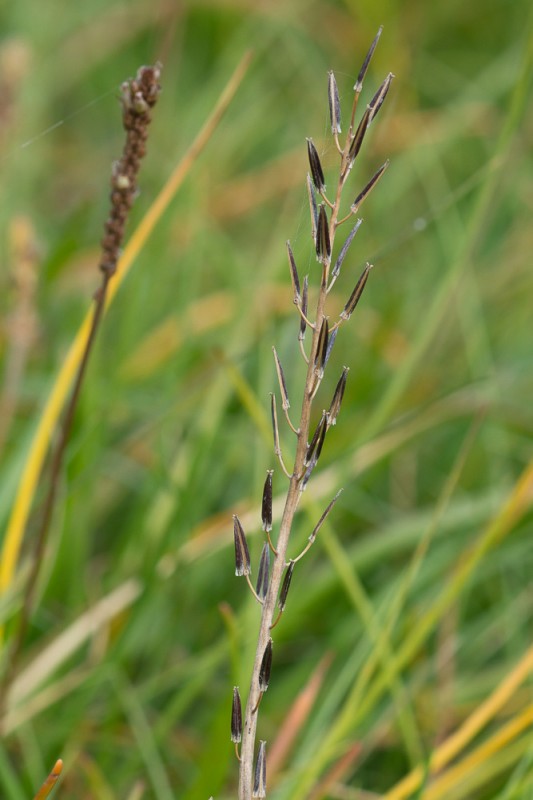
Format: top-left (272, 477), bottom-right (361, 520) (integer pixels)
top-left (306, 174), bottom-right (318, 240)
top-left (258, 639), bottom-right (273, 692)
top-left (309, 489), bottom-right (343, 543)
top-left (314, 317), bottom-right (329, 377)
top-left (299, 276), bottom-right (309, 342)
top-left (328, 71), bottom-right (342, 133)
top-left (328, 366), bottom-right (349, 426)
top-left (354, 25), bottom-right (383, 91)
top-left (286, 241), bottom-right (301, 304)
top-left (261, 470), bottom-right (273, 532)
top-left (253, 741), bottom-right (267, 798)
top-left (369, 72), bottom-right (394, 123)
top-left (348, 105), bottom-right (371, 163)
top-left (315, 204), bottom-right (331, 264)
top-left (331, 219), bottom-right (363, 284)
top-left (278, 561), bottom-right (295, 610)
top-left (231, 687), bottom-right (242, 743)
top-left (340, 263), bottom-right (373, 320)
top-left (323, 325), bottom-right (337, 373)
top-left (273, 347), bottom-right (290, 410)
top-left (306, 138), bottom-right (326, 192)
top-left (256, 543), bottom-right (270, 600)
top-left (351, 161), bottom-right (389, 212)
top-left (233, 515), bottom-right (251, 576)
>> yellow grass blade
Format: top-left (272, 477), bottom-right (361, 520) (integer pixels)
top-left (0, 53), bottom-right (251, 610)
top-left (425, 704), bottom-right (533, 799)
top-left (382, 643), bottom-right (533, 799)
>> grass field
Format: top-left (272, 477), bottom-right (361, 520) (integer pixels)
top-left (1, 1), bottom-right (532, 798)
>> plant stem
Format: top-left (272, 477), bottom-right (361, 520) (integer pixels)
top-left (238, 140), bottom-right (346, 800)
top-left (236, 32), bottom-right (391, 797)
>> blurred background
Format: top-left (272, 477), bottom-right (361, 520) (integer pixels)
top-left (0, 1), bottom-right (532, 798)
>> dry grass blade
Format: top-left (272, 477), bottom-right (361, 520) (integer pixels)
top-left (32, 759), bottom-right (63, 800)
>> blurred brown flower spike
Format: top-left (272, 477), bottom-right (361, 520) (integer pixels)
top-left (101, 64), bottom-right (162, 278)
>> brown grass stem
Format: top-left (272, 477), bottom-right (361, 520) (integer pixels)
top-left (0, 65), bottom-right (161, 718)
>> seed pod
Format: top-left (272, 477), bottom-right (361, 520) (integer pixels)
top-left (306, 138), bottom-right (326, 192)
top-left (315, 204), bottom-right (331, 264)
top-left (278, 561), bottom-right (295, 610)
top-left (286, 241), bottom-right (301, 305)
top-left (328, 71), bottom-right (342, 134)
top-left (256, 543), bottom-right (270, 600)
top-left (369, 72), bottom-right (394, 124)
top-left (340, 263), bottom-right (373, 320)
top-left (354, 25), bottom-right (383, 92)
top-left (231, 687), bottom-right (242, 743)
top-left (328, 366), bottom-right (349, 426)
top-left (309, 489), bottom-right (343, 543)
top-left (253, 741), bottom-right (267, 798)
top-left (348, 105), bottom-right (370, 163)
top-left (259, 639), bottom-right (273, 692)
top-left (314, 317), bottom-right (329, 377)
top-left (273, 347), bottom-right (290, 410)
top-left (302, 412), bottom-right (328, 489)
top-left (261, 470), bottom-right (273, 532)
top-left (331, 219), bottom-right (363, 284)
top-left (306, 174), bottom-right (318, 240)
top-left (270, 393), bottom-right (281, 457)
top-left (299, 276), bottom-right (309, 342)
top-left (323, 327), bottom-right (337, 372)
top-left (351, 160), bottom-right (389, 213)
top-left (305, 410), bottom-right (328, 468)
top-left (233, 515), bottom-right (251, 576)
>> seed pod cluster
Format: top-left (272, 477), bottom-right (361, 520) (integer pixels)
top-left (232, 29), bottom-right (392, 799)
